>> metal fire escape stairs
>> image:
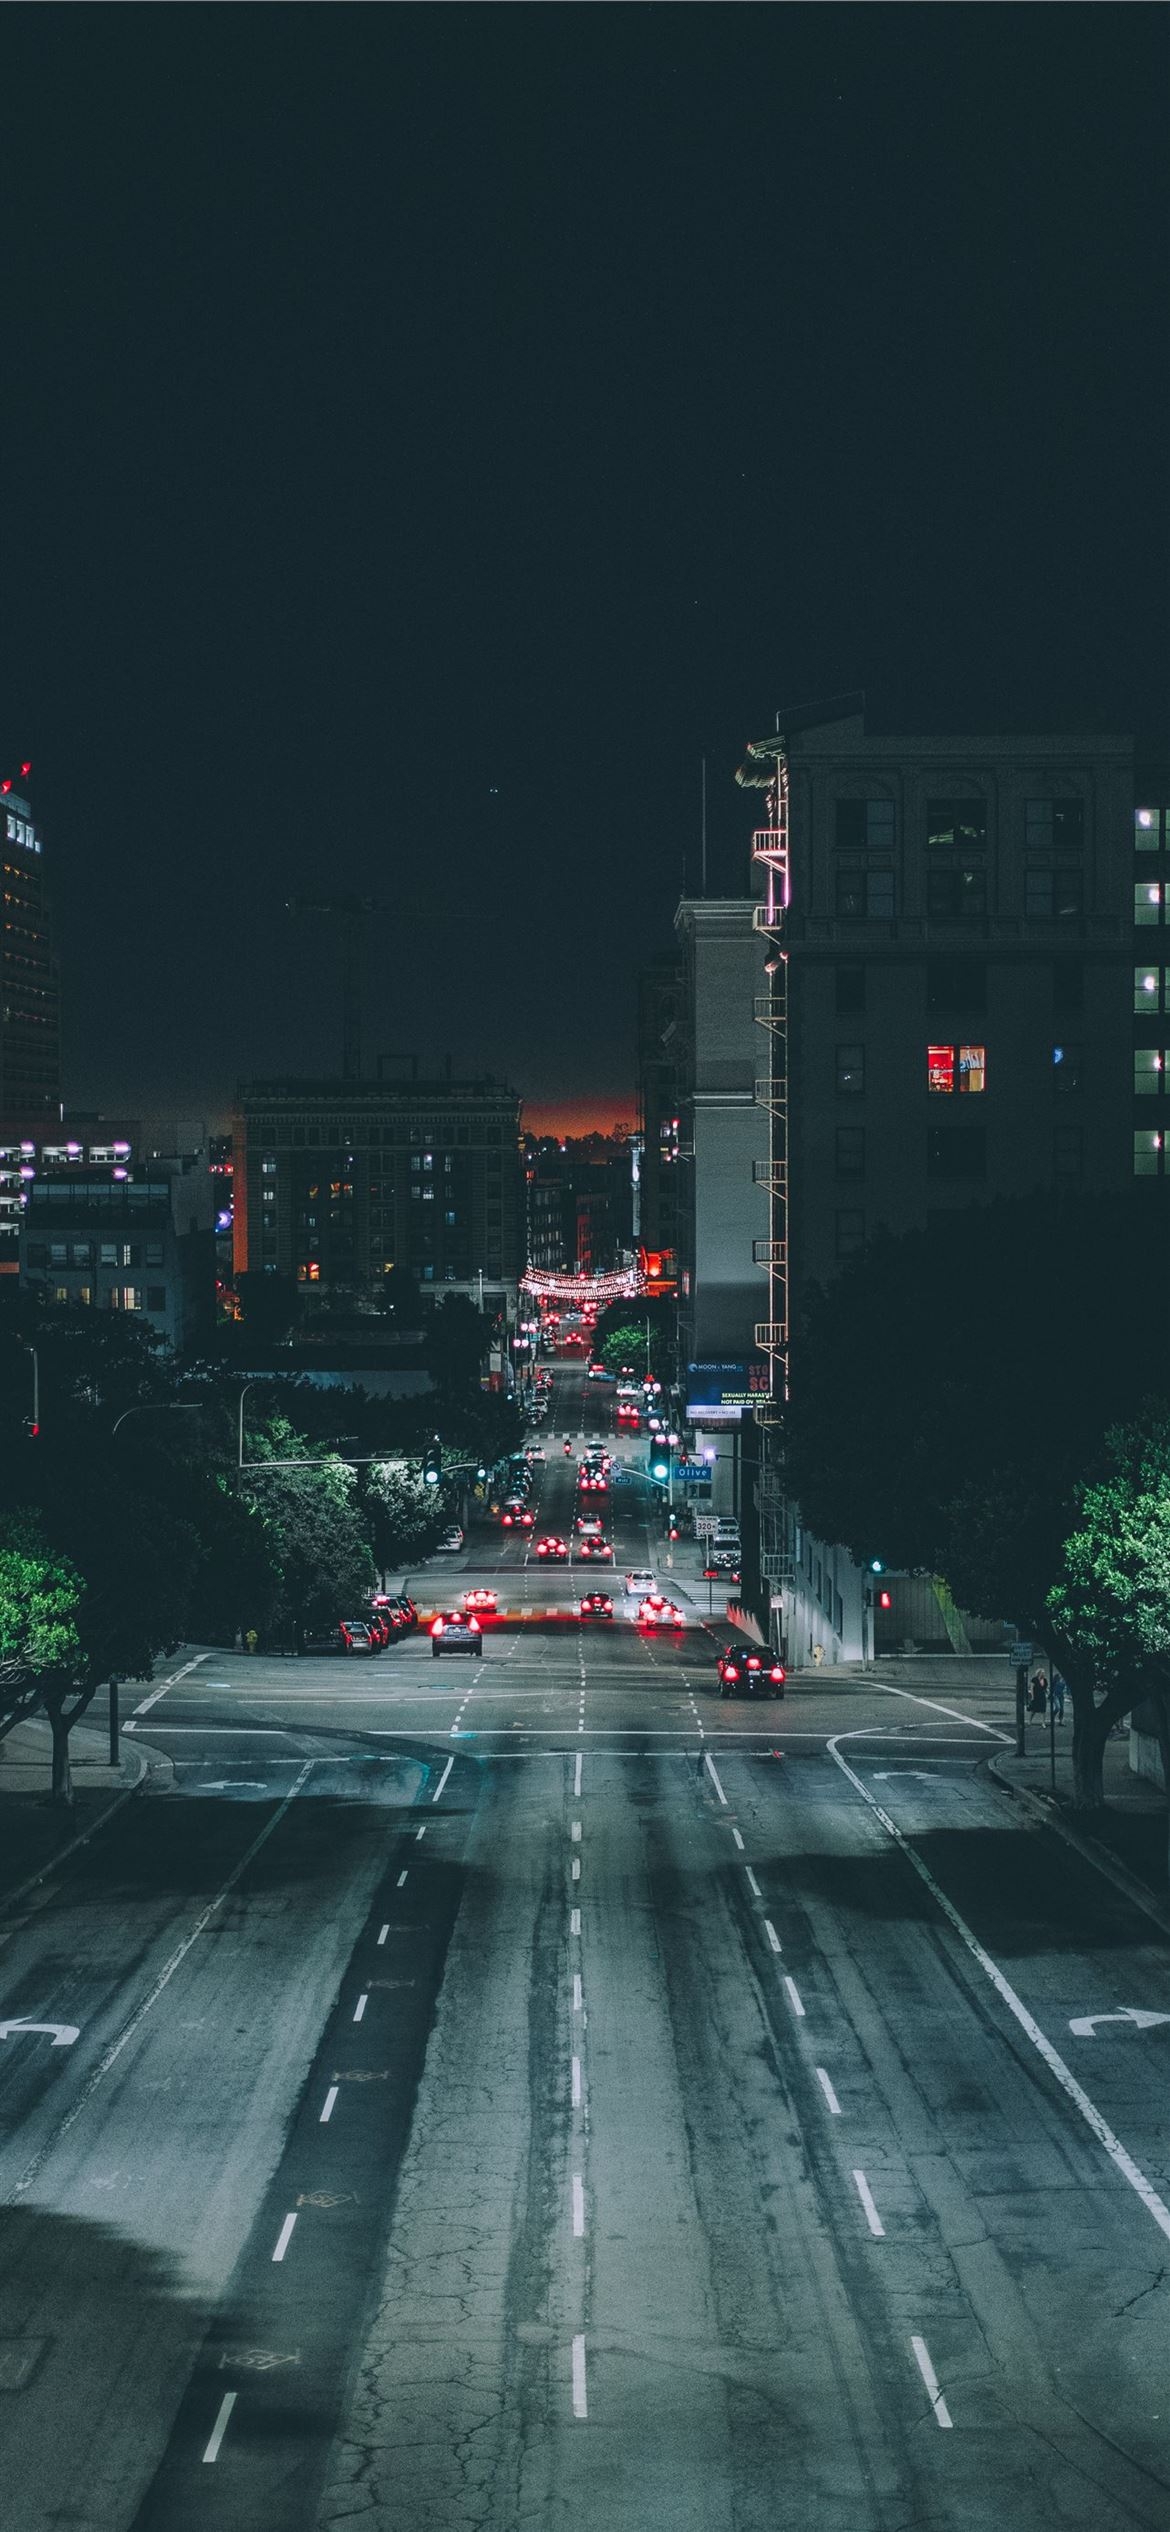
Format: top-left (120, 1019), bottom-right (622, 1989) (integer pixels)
top-left (747, 762), bottom-right (795, 1601)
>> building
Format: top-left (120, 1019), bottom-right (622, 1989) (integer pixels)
top-left (0, 1114), bottom-right (140, 1272)
top-left (233, 1074), bottom-right (523, 1302)
top-left (738, 697), bottom-right (1146, 1663)
top-left (0, 780), bottom-right (61, 1127)
top-left (523, 1134), bottom-right (635, 1278)
top-left (635, 957), bottom-right (682, 1287)
top-left (19, 1149), bottom-right (216, 1350)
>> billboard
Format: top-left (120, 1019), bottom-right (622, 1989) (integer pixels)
top-left (686, 1360), bottom-right (769, 1423)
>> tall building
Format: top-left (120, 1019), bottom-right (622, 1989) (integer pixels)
top-left (233, 1074), bottom-right (523, 1300)
top-left (19, 1150), bottom-right (216, 1351)
top-left (635, 957), bottom-right (682, 1285)
top-left (1, 781), bottom-right (61, 1123)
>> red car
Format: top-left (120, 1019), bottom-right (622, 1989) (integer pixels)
top-left (638, 1595), bottom-right (685, 1629)
top-left (463, 1588), bottom-right (498, 1614)
top-left (576, 1537), bottom-right (613, 1561)
top-left (579, 1592), bottom-right (614, 1619)
top-left (716, 1647), bottom-right (785, 1698)
top-left (536, 1536), bottom-right (568, 1560)
top-left (502, 1506), bottom-right (534, 1529)
top-left (339, 1618), bottom-right (378, 1653)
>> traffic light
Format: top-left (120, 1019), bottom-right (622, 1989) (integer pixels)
top-left (423, 1438), bottom-right (442, 1487)
top-left (23, 1418), bottom-right (39, 1439)
top-left (877, 1587), bottom-right (892, 1610)
top-left (870, 1558), bottom-right (885, 1574)
top-left (650, 1449), bottom-right (670, 1482)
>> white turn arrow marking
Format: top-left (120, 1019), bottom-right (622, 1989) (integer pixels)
top-left (201, 1781), bottom-right (269, 1793)
top-left (873, 1770), bottom-right (935, 1781)
top-left (1068, 2009), bottom-right (1170, 2038)
top-left (0, 2019), bottom-right (80, 2047)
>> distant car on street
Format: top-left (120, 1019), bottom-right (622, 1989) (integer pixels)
top-left (339, 1618), bottom-right (378, 1653)
top-left (638, 1595), bottom-right (685, 1629)
top-left (435, 1524), bottom-right (465, 1552)
top-left (430, 1609), bottom-right (483, 1658)
top-left (579, 1591), bottom-right (614, 1618)
top-left (536, 1535), bottom-right (568, 1560)
top-left (576, 1536), bottom-right (613, 1561)
top-left (624, 1568), bottom-right (656, 1598)
top-left (373, 1593), bottom-right (418, 1633)
top-left (463, 1587), bottom-right (498, 1614)
top-left (715, 1646), bottom-right (785, 1697)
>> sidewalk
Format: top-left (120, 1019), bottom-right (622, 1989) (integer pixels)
top-left (0, 1710), bottom-right (157, 1908)
top-left (988, 1723), bottom-right (1170, 1932)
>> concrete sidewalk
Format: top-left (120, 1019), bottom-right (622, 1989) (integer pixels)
top-left (989, 1723), bottom-right (1169, 1932)
top-left (0, 1708), bottom-right (159, 1909)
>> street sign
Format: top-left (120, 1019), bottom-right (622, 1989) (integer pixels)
top-left (693, 1514), bottom-right (719, 1537)
top-left (1009, 1642), bottom-right (1032, 1666)
top-left (1068, 2009), bottom-right (1170, 2037)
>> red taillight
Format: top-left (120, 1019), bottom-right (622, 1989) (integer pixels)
top-left (725, 1667), bottom-right (739, 1681)
top-left (771, 1666), bottom-right (785, 1682)
top-left (431, 1619), bottom-right (444, 1636)
top-left (468, 1616), bottom-right (479, 1632)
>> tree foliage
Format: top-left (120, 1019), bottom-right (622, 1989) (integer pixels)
top-left (362, 1463), bottom-right (448, 1572)
top-left (243, 1415), bottom-right (374, 1642)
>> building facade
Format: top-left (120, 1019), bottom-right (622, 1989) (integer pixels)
top-left (19, 1151), bottom-right (216, 1350)
top-left (635, 957), bottom-right (682, 1284)
top-left (233, 1075), bottom-right (523, 1300)
top-left (1, 783), bottom-right (61, 1125)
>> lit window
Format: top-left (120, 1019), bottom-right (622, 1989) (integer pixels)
top-left (1135, 808), bottom-right (1166, 851)
top-left (1135, 966), bottom-right (1166, 1013)
top-left (927, 1044), bottom-right (985, 1094)
top-left (1135, 882), bottom-right (1165, 927)
top-left (1134, 1130), bottom-right (1166, 1177)
top-left (927, 800), bottom-right (988, 851)
top-left (1134, 1049), bottom-right (1165, 1095)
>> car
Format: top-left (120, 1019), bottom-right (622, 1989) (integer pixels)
top-left (716, 1647), bottom-right (786, 1697)
top-left (624, 1568), bottom-right (656, 1598)
top-left (339, 1618), bottom-right (378, 1653)
top-left (373, 1593), bottom-right (418, 1633)
top-left (430, 1609), bottom-right (483, 1658)
top-left (576, 1536), bottom-right (613, 1561)
top-left (576, 1516), bottom-right (604, 1539)
top-left (617, 1402), bottom-right (639, 1425)
top-left (525, 1445), bottom-right (546, 1463)
top-left (463, 1587), bottom-right (498, 1614)
top-left (363, 1609), bottom-right (393, 1648)
top-left (435, 1525), bottom-right (465, 1552)
top-left (579, 1592), bottom-right (614, 1618)
top-left (536, 1536), bottom-right (568, 1560)
top-left (638, 1595), bottom-right (686, 1629)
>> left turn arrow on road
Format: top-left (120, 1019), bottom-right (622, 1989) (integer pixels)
top-left (0, 2019), bottom-right (80, 2047)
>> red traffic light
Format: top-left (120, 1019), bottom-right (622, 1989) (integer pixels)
top-left (878, 1588), bottom-right (892, 1610)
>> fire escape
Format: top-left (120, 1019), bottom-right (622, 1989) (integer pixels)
top-left (744, 746), bottom-right (796, 1620)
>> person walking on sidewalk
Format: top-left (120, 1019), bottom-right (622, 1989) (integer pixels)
top-left (1028, 1667), bottom-right (1048, 1718)
top-left (1050, 1668), bottom-right (1067, 1723)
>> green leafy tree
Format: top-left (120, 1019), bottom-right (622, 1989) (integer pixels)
top-left (363, 1463), bottom-right (447, 1576)
top-left (592, 1301), bottom-right (675, 1382)
top-left (244, 1414), bottom-right (374, 1646)
top-left (1048, 1418), bottom-right (1170, 1836)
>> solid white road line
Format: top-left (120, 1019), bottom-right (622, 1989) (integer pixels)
top-left (829, 1733), bottom-right (1170, 2249)
top-left (272, 2212), bottom-right (297, 2263)
top-left (910, 2334), bottom-right (953, 2427)
top-left (873, 1681), bottom-right (1011, 1741)
top-left (574, 1752), bottom-right (583, 1797)
top-left (353, 1993), bottom-right (368, 2023)
top-left (573, 1973), bottom-right (583, 2012)
top-left (320, 2086), bottom-right (339, 2124)
top-left (202, 2391), bottom-right (237, 2463)
top-left (377, 1924), bottom-right (389, 1945)
top-left (572, 2055), bottom-right (582, 2107)
top-left (731, 1826), bottom-right (745, 1850)
top-left (10, 1761), bottom-right (315, 2203)
top-left (764, 1918), bottom-right (783, 1954)
top-left (572, 2175), bottom-right (585, 2236)
top-left (783, 1975), bottom-right (805, 2016)
top-left (853, 2170), bottom-right (886, 2236)
top-left (396, 1870), bottom-right (408, 1888)
top-left (745, 1867), bottom-right (762, 1897)
top-left (572, 2334), bottom-right (588, 2419)
top-left (704, 1752), bottom-right (728, 1806)
top-left (816, 2066), bottom-right (842, 2115)
top-left (431, 1756), bottom-right (454, 1803)
top-left (570, 1907), bottom-right (581, 1936)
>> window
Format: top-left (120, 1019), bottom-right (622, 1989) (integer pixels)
top-left (1026, 799), bottom-right (1084, 851)
top-left (146, 1286), bottom-right (166, 1312)
top-left (145, 1242), bottom-right (164, 1267)
top-left (835, 1127), bottom-right (865, 1176)
top-left (835, 1209), bottom-right (866, 1258)
top-left (927, 866), bottom-right (987, 918)
top-left (1052, 1045), bottom-right (1083, 1091)
top-left (100, 1241), bottom-right (118, 1266)
top-left (835, 1044), bottom-right (865, 1095)
top-left (927, 957), bottom-right (986, 1012)
top-left (1135, 1048), bottom-right (1167, 1095)
top-left (1053, 1126), bottom-right (1083, 1181)
top-left (1135, 808), bottom-right (1169, 851)
top-left (261, 1157), bottom-right (277, 1176)
top-left (836, 867), bottom-right (895, 919)
top-left (1135, 965), bottom-right (1169, 1014)
top-left (422, 1186), bottom-right (435, 1202)
top-left (1025, 868), bottom-right (1083, 919)
top-left (927, 1043), bottom-right (985, 1094)
top-left (1135, 1129), bottom-right (1168, 1177)
top-left (49, 1241), bottom-right (66, 1266)
top-left (927, 799), bottom-right (987, 851)
top-left (1053, 958), bottom-right (1084, 1013)
top-left (928, 1126), bottom-right (986, 1180)
top-left (1135, 882), bottom-right (1166, 927)
top-left (26, 1243), bottom-right (47, 1267)
top-left (834, 964), bottom-right (866, 1014)
top-left (834, 799), bottom-right (895, 851)
top-left (444, 1209), bottom-right (457, 1225)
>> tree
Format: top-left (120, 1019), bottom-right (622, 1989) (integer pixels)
top-left (786, 1191), bottom-right (1170, 1811)
top-left (592, 1301), bottom-right (675, 1381)
top-left (0, 1515), bottom-right (86, 1804)
top-left (363, 1463), bottom-right (447, 1576)
top-left (1048, 1418), bottom-right (1170, 1836)
top-left (244, 1414), bottom-right (374, 1645)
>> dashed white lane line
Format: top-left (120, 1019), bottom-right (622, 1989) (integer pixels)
top-left (731, 1826), bottom-right (745, 1850)
top-left (202, 2391), bottom-right (237, 2463)
top-left (570, 1907), bottom-right (581, 1936)
top-left (816, 2067), bottom-right (842, 2115)
top-left (745, 1867), bottom-right (762, 1898)
top-left (829, 1732), bottom-right (1170, 2249)
top-left (396, 1870), bottom-right (408, 1889)
top-left (377, 1925), bottom-right (389, 1946)
top-left (571, 1820), bottom-right (582, 1841)
top-left (134, 1652), bottom-right (207, 1719)
top-left (320, 2086), bottom-right (339, 2124)
top-left (353, 1993), bottom-right (368, 2024)
top-left (571, 1858), bottom-right (581, 1881)
top-left (572, 2055), bottom-right (582, 2107)
top-left (764, 1919), bottom-right (783, 1955)
top-left (910, 2334), bottom-right (953, 2427)
top-left (272, 2212), bottom-right (298, 2263)
top-left (415, 1823), bottom-right (427, 1840)
top-left (571, 2175), bottom-right (585, 2236)
top-left (431, 1756), bottom-right (454, 1803)
top-left (704, 1752), bottom-right (728, 1806)
top-left (573, 1975), bottom-right (583, 2014)
top-left (783, 1975), bottom-right (805, 2016)
top-left (574, 1751), bottom-right (583, 1797)
top-left (853, 2170), bottom-right (886, 2237)
top-left (572, 2333), bottom-right (588, 2419)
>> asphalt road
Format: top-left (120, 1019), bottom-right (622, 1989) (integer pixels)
top-left (1, 1365), bottom-right (1169, 2532)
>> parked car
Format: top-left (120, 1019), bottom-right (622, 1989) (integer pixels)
top-left (364, 1609), bottom-right (394, 1648)
top-left (716, 1646), bottom-right (785, 1698)
top-left (579, 1592), bottom-right (614, 1618)
top-left (373, 1593), bottom-right (418, 1633)
top-left (339, 1618), bottom-right (378, 1653)
top-left (435, 1525), bottom-right (464, 1552)
top-left (638, 1595), bottom-right (685, 1629)
top-left (430, 1609), bottom-right (483, 1658)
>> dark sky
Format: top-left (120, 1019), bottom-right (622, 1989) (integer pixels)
top-left (3, 5), bottom-right (1168, 1131)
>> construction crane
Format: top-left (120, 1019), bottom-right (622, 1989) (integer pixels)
top-left (285, 893), bottom-right (387, 1081)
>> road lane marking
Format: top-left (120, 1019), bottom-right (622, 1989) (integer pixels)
top-left (572, 2335), bottom-right (588, 2418)
top-left (570, 1908), bottom-right (581, 1935)
top-left (764, 1919), bottom-right (783, 1954)
top-left (574, 1752), bottom-right (583, 1796)
top-left (134, 1653), bottom-right (207, 1719)
top-left (377, 1924), bottom-right (389, 1945)
top-left (9, 1761), bottom-right (315, 2202)
top-left (572, 2175), bottom-right (585, 2236)
top-left (816, 2067), bottom-right (842, 2115)
top-left (783, 1975), bottom-right (805, 2016)
top-left (573, 1974), bottom-right (582, 2012)
top-left (571, 1820), bottom-right (581, 1841)
top-left (415, 1824), bottom-right (427, 1839)
top-left (571, 1858), bottom-right (581, 1881)
top-left (745, 1867), bottom-right (762, 1897)
top-left (396, 1871), bottom-right (408, 1888)
top-left (272, 2213), bottom-right (297, 2263)
top-left (873, 1682), bottom-right (1011, 1740)
top-left (853, 2170), bottom-right (885, 2236)
top-left (731, 1827), bottom-right (745, 1849)
top-left (829, 1733), bottom-right (1170, 2249)
top-left (202, 2392), bottom-right (236, 2463)
top-left (910, 2335), bottom-right (952, 2427)
top-left (353, 1993), bottom-right (368, 2024)
top-left (704, 1753), bottom-right (728, 1806)
top-left (572, 2055), bottom-right (582, 2106)
top-left (320, 2087), bottom-right (338, 2124)
top-left (431, 1757), bottom-right (454, 1803)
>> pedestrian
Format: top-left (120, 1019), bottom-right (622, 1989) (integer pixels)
top-left (1029, 1667), bottom-right (1048, 1718)
top-left (1050, 1669), bottom-right (1066, 1723)
top-left (245, 1626), bottom-right (259, 1657)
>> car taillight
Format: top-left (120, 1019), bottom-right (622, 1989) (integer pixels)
top-left (725, 1667), bottom-right (739, 1681)
top-left (770, 1667), bottom-right (785, 1681)
top-left (431, 1619), bottom-right (444, 1636)
top-left (468, 1616), bottom-right (479, 1631)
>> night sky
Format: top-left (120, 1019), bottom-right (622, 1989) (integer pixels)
top-left (3, 7), bottom-right (1167, 1135)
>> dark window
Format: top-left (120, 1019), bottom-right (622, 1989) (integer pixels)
top-left (27, 1242), bottom-right (47, 1267)
top-left (835, 1127), bottom-right (866, 1176)
top-left (1053, 1126), bottom-right (1083, 1182)
top-left (1026, 868), bottom-right (1084, 919)
top-left (145, 1242), bottom-right (164, 1267)
top-left (927, 866), bottom-right (987, 918)
top-left (146, 1286), bottom-right (167, 1312)
top-left (834, 799), bottom-right (895, 851)
top-left (1026, 798), bottom-right (1084, 851)
top-left (1052, 1044), bottom-right (1083, 1091)
top-left (835, 964), bottom-right (866, 1014)
top-left (927, 799), bottom-right (988, 851)
top-left (927, 957), bottom-right (986, 1012)
top-left (1053, 958), bottom-right (1084, 1013)
top-left (835, 1209), bottom-right (866, 1258)
top-left (835, 1044), bottom-right (865, 1096)
top-left (836, 867), bottom-right (895, 919)
top-left (928, 1126), bottom-right (986, 1181)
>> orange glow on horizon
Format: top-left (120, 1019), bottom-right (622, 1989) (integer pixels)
top-left (523, 1096), bottom-right (635, 1141)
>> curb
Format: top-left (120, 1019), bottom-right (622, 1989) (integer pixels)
top-left (984, 1751), bottom-right (1170, 1939)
